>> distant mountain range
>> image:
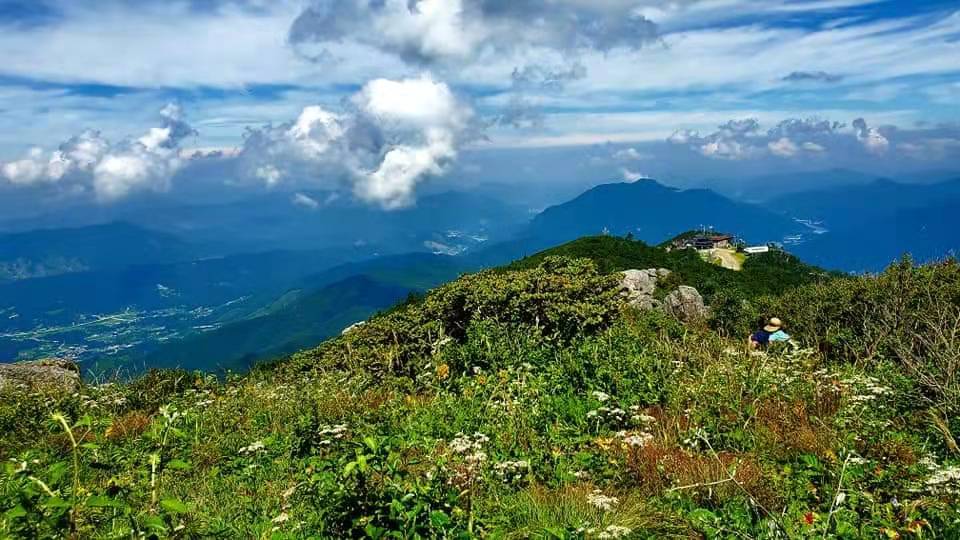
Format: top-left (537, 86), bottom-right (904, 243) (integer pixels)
top-left (773, 178), bottom-right (960, 271)
top-left (3, 173), bottom-right (960, 374)
top-left (527, 180), bottom-right (803, 246)
top-left (0, 190), bottom-right (528, 257)
top-left (712, 169), bottom-right (883, 203)
top-left (0, 223), bottom-right (198, 282)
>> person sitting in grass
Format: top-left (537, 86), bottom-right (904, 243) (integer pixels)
top-left (749, 317), bottom-right (792, 349)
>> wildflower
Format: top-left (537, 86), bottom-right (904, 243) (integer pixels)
top-left (591, 391), bottom-right (610, 402)
top-left (598, 525), bottom-right (632, 539)
top-left (586, 489), bottom-right (619, 511)
top-left (493, 460), bottom-right (530, 484)
top-left (159, 405), bottom-right (182, 423)
top-left (449, 432), bottom-right (489, 454)
top-left (622, 431), bottom-right (654, 448)
top-left (926, 464), bottom-right (960, 494)
top-left (239, 441), bottom-right (266, 454)
top-left (318, 424), bottom-right (348, 445)
top-left (573, 470), bottom-right (590, 480)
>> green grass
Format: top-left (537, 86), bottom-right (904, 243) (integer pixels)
top-left (1, 241), bottom-right (958, 538)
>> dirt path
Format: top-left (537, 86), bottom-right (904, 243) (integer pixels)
top-left (710, 248), bottom-right (744, 271)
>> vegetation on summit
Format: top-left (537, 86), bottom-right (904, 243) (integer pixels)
top-left (1, 236), bottom-right (958, 538)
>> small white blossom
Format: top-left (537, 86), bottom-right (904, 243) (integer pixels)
top-left (622, 431), bottom-right (654, 448)
top-left (598, 525), bottom-right (633, 539)
top-left (586, 489), bottom-right (619, 511)
top-left (238, 441), bottom-right (266, 454)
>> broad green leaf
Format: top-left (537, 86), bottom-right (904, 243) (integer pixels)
top-left (44, 497), bottom-right (72, 509)
top-left (429, 511), bottom-right (450, 527)
top-left (86, 495), bottom-right (125, 508)
top-left (141, 514), bottom-right (167, 531)
top-left (160, 498), bottom-right (189, 514)
top-left (4, 504), bottom-right (27, 520)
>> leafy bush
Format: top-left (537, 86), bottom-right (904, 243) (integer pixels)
top-left (289, 256), bottom-right (622, 379)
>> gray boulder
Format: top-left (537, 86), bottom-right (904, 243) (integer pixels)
top-left (664, 286), bottom-right (709, 323)
top-left (620, 269), bottom-right (671, 310)
top-left (0, 358), bottom-right (80, 393)
top-left (341, 321), bottom-right (367, 336)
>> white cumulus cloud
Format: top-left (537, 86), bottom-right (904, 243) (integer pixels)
top-left (238, 75), bottom-right (474, 209)
top-left (0, 104), bottom-right (196, 201)
top-left (853, 118), bottom-right (890, 155)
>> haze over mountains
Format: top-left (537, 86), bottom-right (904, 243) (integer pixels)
top-left (3, 169), bottom-right (959, 374)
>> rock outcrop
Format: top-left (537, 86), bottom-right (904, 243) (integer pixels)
top-left (664, 285), bottom-right (709, 323)
top-left (0, 358), bottom-right (80, 393)
top-left (620, 269), bottom-right (708, 323)
top-left (341, 321), bottom-right (367, 336)
top-left (620, 268), bottom-right (671, 310)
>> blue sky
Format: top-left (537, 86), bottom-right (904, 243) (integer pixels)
top-left (0, 0), bottom-right (958, 208)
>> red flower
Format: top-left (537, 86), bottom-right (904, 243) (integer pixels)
top-left (804, 512), bottom-right (815, 526)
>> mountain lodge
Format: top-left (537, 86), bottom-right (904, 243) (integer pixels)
top-left (674, 234), bottom-right (734, 250)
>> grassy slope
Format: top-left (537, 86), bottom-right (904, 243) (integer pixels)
top-left (1, 238), bottom-right (958, 538)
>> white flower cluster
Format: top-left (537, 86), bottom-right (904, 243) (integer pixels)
top-left (77, 383), bottom-right (130, 409)
top-left (159, 404), bottom-right (182, 423)
top-left (493, 460), bottom-right (530, 484)
top-left (317, 424), bottom-right (348, 446)
top-left (586, 489), bottom-right (619, 511)
top-left (238, 440), bottom-right (266, 454)
top-left (598, 525), bottom-right (633, 539)
top-left (586, 406), bottom-right (628, 426)
top-left (617, 430), bottom-right (654, 448)
top-left (843, 375), bottom-right (894, 406)
top-left (449, 432), bottom-right (490, 470)
top-left (591, 391), bottom-right (611, 402)
top-left (449, 432), bottom-right (489, 454)
top-left (629, 405), bottom-right (657, 425)
top-left (447, 432), bottom-right (490, 489)
top-left (925, 461), bottom-right (960, 495)
top-left (184, 387), bottom-right (216, 409)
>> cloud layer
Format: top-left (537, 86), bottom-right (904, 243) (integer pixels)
top-left (238, 75), bottom-right (474, 209)
top-left (1, 104), bottom-right (195, 201)
top-left (289, 0), bottom-right (659, 66)
top-left (667, 117), bottom-right (898, 161)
